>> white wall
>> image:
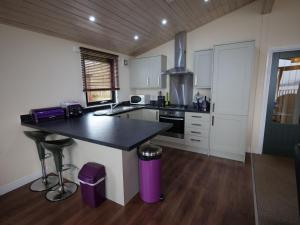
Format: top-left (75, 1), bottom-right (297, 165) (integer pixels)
top-left (0, 24), bottom-right (131, 188)
top-left (134, 0), bottom-right (300, 154)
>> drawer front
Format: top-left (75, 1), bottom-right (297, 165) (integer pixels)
top-left (185, 112), bottom-right (210, 122)
top-left (185, 126), bottom-right (209, 137)
top-left (185, 120), bottom-right (210, 131)
top-left (185, 135), bottom-right (209, 148)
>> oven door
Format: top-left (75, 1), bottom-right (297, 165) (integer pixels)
top-left (159, 116), bottom-right (184, 139)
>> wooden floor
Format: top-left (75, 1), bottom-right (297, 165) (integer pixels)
top-left (0, 148), bottom-right (255, 225)
top-left (253, 154), bottom-right (300, 225)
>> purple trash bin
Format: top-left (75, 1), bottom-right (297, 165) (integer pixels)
top-left (138, 144), bottom-right (162, 203)
top-left (78, 162), bottom-right (106, 208)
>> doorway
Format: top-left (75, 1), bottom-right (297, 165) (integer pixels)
top-left (263, 50), bottom-right (300, 157)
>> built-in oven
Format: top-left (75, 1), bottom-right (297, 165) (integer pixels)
top-left (159, 110), bottom-right (184, 139)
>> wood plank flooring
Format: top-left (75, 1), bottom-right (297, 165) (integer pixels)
top-left (0, 148), bottom-right (255, 225)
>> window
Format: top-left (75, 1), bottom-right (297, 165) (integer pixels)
top-left (80, 47), bottom-right (119, 106)
top-left (272, 58), bottom-right (300, 124)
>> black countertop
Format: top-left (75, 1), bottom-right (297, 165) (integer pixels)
top-left (21, 112), bottom-right (172, 151)
top-left (90, 104), bottom-right (210, 116)
top-left (144, 105), bottom-right (210, 113)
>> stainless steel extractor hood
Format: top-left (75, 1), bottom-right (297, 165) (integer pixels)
top-left (164, 31), bottom-right (193, 75)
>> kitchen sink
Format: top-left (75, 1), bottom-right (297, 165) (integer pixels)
top-left (93, 106), bottom-right (140, 116)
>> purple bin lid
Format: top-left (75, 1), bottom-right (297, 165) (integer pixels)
top-left (78, 162), bottom-right (106, 184)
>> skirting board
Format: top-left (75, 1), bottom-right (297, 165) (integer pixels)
top-left (210, 150), bottom-right (245, 162)
top-left (150, 138), bottom-right (209, 156)
top-left (0, 170), bottom-right (42, 196)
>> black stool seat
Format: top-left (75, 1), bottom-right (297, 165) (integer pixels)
top-left (24, 131), bottom-right (58, 192)
top-left (41, 138), bottom-right (74, 151)
top-left (41, 138), bottom-right (77, 202)
top-left (24, 131), bottom-right (51, 160)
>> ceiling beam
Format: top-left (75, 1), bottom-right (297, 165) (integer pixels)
top-left (261, 0), bottom-right (275, 14)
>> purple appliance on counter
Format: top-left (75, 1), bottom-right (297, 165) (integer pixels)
top-left (31, 107), bottom-right (65, 123)
top-left (138, 144), bottom-right (163, 203)
top-left (78, 162), bottom-right (106, 208)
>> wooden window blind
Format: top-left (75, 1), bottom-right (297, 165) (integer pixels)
top-left (80, 47), bottom-right (119, 92)
top-left (80, 47), bottom-right (119, 105)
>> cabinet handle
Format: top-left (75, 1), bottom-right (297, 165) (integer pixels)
top-left (190, 138), bottom-right (201, 142)
top-left (191, 116), bottom-right (202, 118)
top-left (147, 76), bottom-right (149, 87)
top-left (191, 131), bottom-right (201, 134)
top-left (192, 123), bottom-right (202, 126)
top-left (156, 111), bottom-right (158, 121)
top-left (212, 116), bottom-right (214, 126)
top-left (157, 76), bottom-right (160, 86)
top-left (126, 114), bottom-right (130, 119)
top-left (195, 76), bottom-right (198, 86)
top-left (212, 103), bottom-right (215, 112)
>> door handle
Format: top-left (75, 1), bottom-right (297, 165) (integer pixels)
top-left (212, 103), bottom-right (215, 112)
top-left (190, 138), bottom-right (201, 142)
top-left (191, 131), bottom-right (201, 134)
top-left (212, 116), bottom-right (214, 126)
top-left (160, 116), bottom-right (184, 121)
top-left (191, 123), bottom-right (202, 126)
top-left (191, 116), bottom-right (202, 118)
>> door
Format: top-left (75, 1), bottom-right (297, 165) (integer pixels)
top-left (210, 41), bottom-right (255, 162)
top-left (159, 115), bottom-right (184, 139)
top-left (263, 50), bottom-right (300, 157)
top-left (193, 49), bottom-right (213, 88)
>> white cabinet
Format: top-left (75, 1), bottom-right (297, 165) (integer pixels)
top-left (210, 41), bottom-right (255, 162)
top-left (130, 58), bottom-right (147, 89)
top-left (142, 109), bottom-right (159, 122)
top-left (130, 55), bottom-right (167, 89)
top-left (128, 110), bottom-right (143, 120)
top-left (184, 112), bottom-right (210, 154)
top-left (210, 114), bottom-right (248, 162)
top-left (193, 49), bottom-right (213, 88)
top-left (114, 110), bottom-right (143, 120)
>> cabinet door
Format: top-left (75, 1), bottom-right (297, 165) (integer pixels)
top-left (128, 110), bottom-right (143, 120)
top-left (148, 56), bottom-right (167, 89)
top-left (210, 41), bottom-right (255, 162)
top-left (148, 56), bottom-right (161, 88)
top-left (210, 114), bottom-right (248, 161)
top-left (130, 58), bottom-right (148, 88)
top-left (142, 109), bottom-right (159, 122)
top-left (212, 41), bottom-right (254, 116)
top-left (193, 50), bottom-right (213, 88)
top-left (130, 56), bottom-right (166, 89)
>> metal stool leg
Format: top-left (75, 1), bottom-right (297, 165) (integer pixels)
top-left (42, 139), bottom-right (77, 202)
top-left (30, 158), bottom-right (59, 192)
top-left (24, 131), bottom-right (58, 192)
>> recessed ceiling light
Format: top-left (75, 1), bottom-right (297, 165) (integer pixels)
top-left (161, 19), bottom-right (168, 25)
top-left (134, 35), bottom-right (139, 40)
top-left (204, 0), bottom-right (209, 2)
top-left (89, 16), bottom-right (96, 22)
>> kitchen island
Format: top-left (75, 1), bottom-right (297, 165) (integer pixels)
top-left (21, 112), bottom-right (171, 205)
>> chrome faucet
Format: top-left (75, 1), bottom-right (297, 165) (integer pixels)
top-left (110, 102), bottom-right (123, 111)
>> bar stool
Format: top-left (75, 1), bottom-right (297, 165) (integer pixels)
top-left (41, 138), bottom-right (78, 202)
top-left (24, 131), bottom-right (59, 192)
